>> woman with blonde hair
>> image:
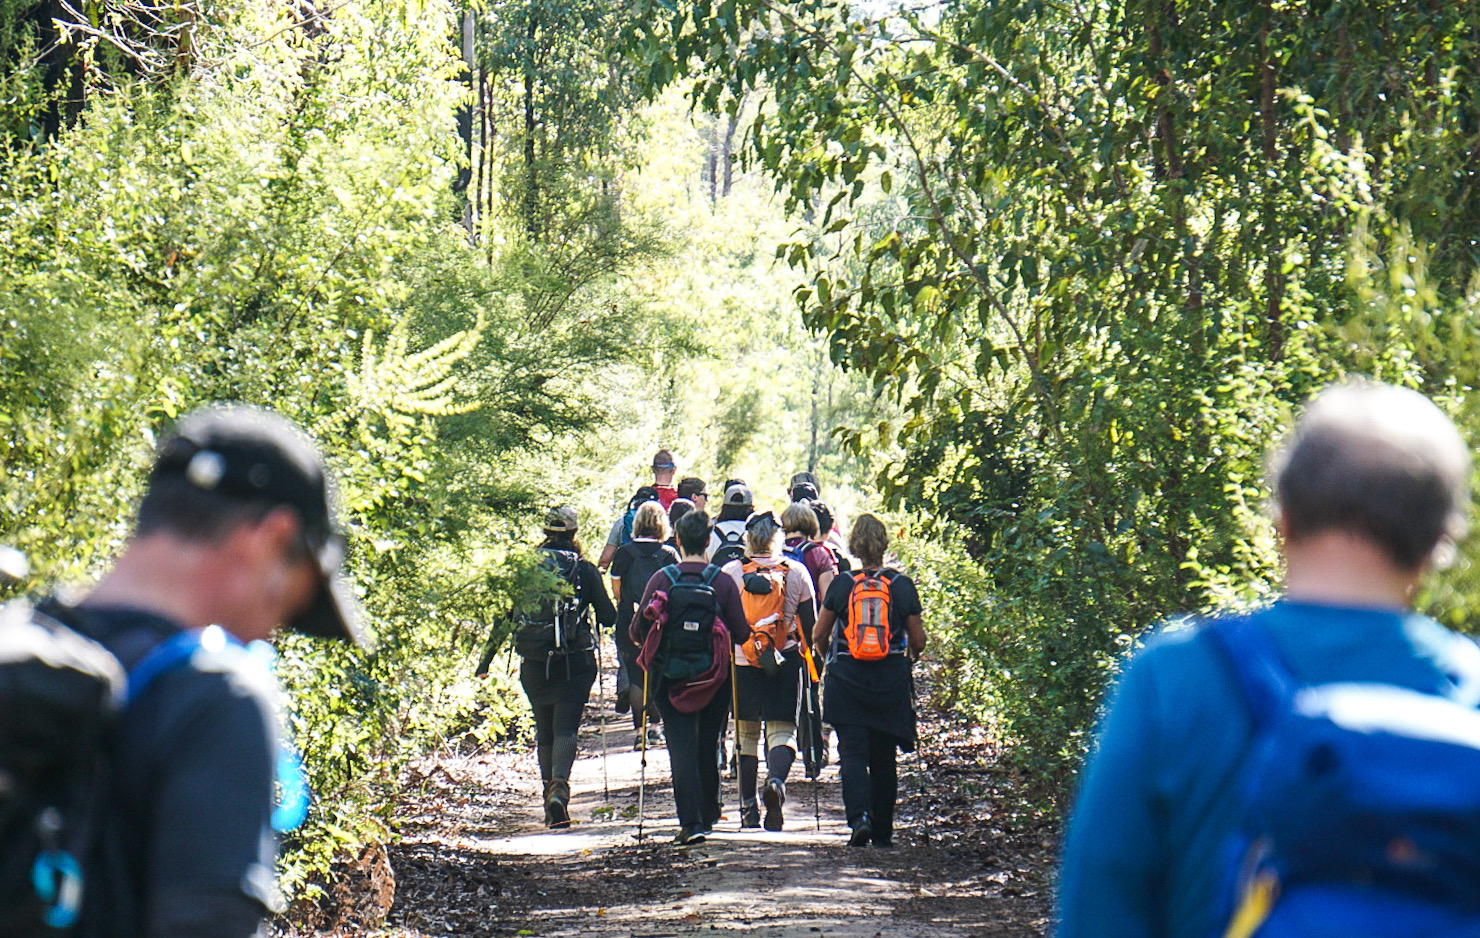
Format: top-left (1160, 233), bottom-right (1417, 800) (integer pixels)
top-left (812, 512), bottom-right (926, 847)
top-left (610, 501), bottom-right (677, 743)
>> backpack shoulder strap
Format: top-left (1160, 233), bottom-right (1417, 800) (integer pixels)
top-left (1205, 614), bottom-right (1297, 730)
top-left (700, 563), bottom-right (724, 585)
top-left (126, 628), bottom-right (211, 705)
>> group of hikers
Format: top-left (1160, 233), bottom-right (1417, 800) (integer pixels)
top-left (13, 378), bottom-right (1480, 937)
top-left (495, 453), bottom-right (926, 847)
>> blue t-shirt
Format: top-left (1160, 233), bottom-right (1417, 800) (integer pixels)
top-left (1056, 600), bottom-right (1476, 938)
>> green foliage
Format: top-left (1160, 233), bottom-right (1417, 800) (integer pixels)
top-left (625, 0), bottom-right (1480, 803)
top-left (0, 0), bottom-right (710, 909)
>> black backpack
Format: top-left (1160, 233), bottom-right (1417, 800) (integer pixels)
top-left (514, 549), bottom-right (589, 661)
top-left (0, 601), bottom-right (202, 936)
top-left (619, 541), bottom-right (677, 616)
top-left (653, 564), bottom-right (722, 682)
top-left (710, 524), bottom-right (747, 568)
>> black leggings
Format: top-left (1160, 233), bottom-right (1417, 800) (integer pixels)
top-left (834, 722), bottom-right (899, 840)
top-left (521, 658), bottom-right (595, 782)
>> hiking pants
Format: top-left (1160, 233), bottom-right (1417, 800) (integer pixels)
top-left (656, 678), bottom-right (731, 829)
top-left (834, 722), bottom-right (899, 840)
top-left (521, 656), bottom-right (596, 783)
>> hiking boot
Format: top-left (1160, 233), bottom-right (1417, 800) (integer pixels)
top-left (740, 803), bottom-right (761, 829)
top-left (615, 693), bottom-right (631, 715)
top-left (646, 725), bottom-right (664, 747)
top-left (848, 814), bottom-right (872, 848)
top-left (672, 824), bottom-right (707, 846)
top-left (544, 779), bottom-right (571, 829)
top-left (762, 777), bottom-right (786, 832)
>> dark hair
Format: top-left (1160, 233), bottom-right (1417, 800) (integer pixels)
top-left (811, 500), bottom-right (835, 536)
top-left (628, 485), bottom-right (659, 510)
top-left (848, 513), bottom-right (889, 569)
top-left (540, 532), bottom-right (585, 557)
top-left (788, 471), bottom-right (818, 492)
top-left (136, 476), bottom-right (283, 544)
top-left (1273, 382), bottom-right (1470, 570)
top-left (676, 477), bottom-right (707, 500)
top-left (723, 478), bottom-right (746, 490)
top-left (717, 501), bottom-right (751, 523)
top-left (668, 497), bottom-right (695, 531)
top-left (675, 509), bottom-right (712, 556)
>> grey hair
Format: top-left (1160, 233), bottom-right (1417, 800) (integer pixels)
top-left (1270, 380), bottom-right (1470, 570)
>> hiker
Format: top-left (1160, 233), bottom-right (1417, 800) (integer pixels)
top-left (787, 471), bottom-right (820, 504)
top-left (722, 510), bottom-right (818, 831)
top-left (677, 476), bottom-right (709, 514)
top-left (596, 484), bottom-right (661, 711)
top-left (1057, 381), bottom-right (1480, 938)
top-left (809, 500), bottom-right (853, 575)
top-left (596, 484), bottom-right (660, 573)
top-left (708, 482), bottom-right (752, 566)
top-left (610, 501), bottom-right (678, 747)
top-left (23, 405), bottom-right (366, 936)
top-left (650, 449), bottom-right (680, 509)
top-left (511, 507), bottom-right (615, 829)
top-left (634, 510), bottom-right (750, 845)
top-left (781, 500), bottom-right (838, 603)
top-left (667, 497), bottom-right (696, 552)
top-left (812, 512), bottom-right (926, 848)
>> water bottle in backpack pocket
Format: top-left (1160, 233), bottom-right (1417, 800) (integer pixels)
top-left (1209, 614), bottom-right (1480, 938)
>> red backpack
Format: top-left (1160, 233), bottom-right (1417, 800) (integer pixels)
top-left (843, 570), bottom-right (894, 660)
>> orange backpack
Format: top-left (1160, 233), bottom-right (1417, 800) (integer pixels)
top-left (739, 559), bottom-right (794, 668)
top-left (844, 570), bottom-right (894, 660)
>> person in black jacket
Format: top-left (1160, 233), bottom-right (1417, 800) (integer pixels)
top-left (61, 405), bottom-right (366, 937)
top-left (812, 513), bottom-right (927, 848)
top-left (514, 506), bottom-right (616, 828)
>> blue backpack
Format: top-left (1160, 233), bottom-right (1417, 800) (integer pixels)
top-left (1208, 613), bottom-right (1480, 938)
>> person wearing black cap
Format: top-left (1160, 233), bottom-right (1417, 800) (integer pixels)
top-left (787, 471), bottom-right (821, 504)
top-left (41, 404), bottom-right (364, 937)
top-left (510, 506), bottom-right (616, 828)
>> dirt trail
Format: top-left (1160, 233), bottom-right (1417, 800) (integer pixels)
top-left (296, 667), bottom-right (1055, 937)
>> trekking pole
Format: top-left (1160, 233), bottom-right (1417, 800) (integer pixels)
top-left (729, 652), bottom-right (740, 816)
top-left (596, 632), bottom-right (610, 801)
top-left (799, 638), bottom-right (822, 831)
top-left (637, 666), bottom-right (650, 842)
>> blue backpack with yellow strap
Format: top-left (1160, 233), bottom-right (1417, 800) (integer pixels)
top-left (1208, 613), bottom-right (1480, 938)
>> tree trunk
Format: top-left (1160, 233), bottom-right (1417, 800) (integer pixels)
top-left (1260, 11), bottom-right (1284, 363)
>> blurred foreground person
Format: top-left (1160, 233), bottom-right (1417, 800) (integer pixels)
top-left (1057, 381), bottom-right (1480, 938)
top-left (2, 405), bottom-right (365, 937)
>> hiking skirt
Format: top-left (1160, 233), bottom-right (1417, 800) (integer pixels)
top-left (734, 647), bottom-right (804, 723)
top-left (821, 654), bottom-right (917, 752)
top-left (520, 648), bottom-right (597, 708)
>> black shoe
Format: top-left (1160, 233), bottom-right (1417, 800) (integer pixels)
top-left (740, 803), bottom-right (761, 829)
top-left (762, 777), bottom-right (786, 831)
top-left (848, 816), bottom-right (872, 847)
top-left (673, 824), bottom-right (707, 846)
top-left (544, 779), bottom-right (570, 829)
top-left (615, 694), bottom-right (632, 715)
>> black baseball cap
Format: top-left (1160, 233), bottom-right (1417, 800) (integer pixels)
top-left (151, 405), bottom-right (368, 646)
